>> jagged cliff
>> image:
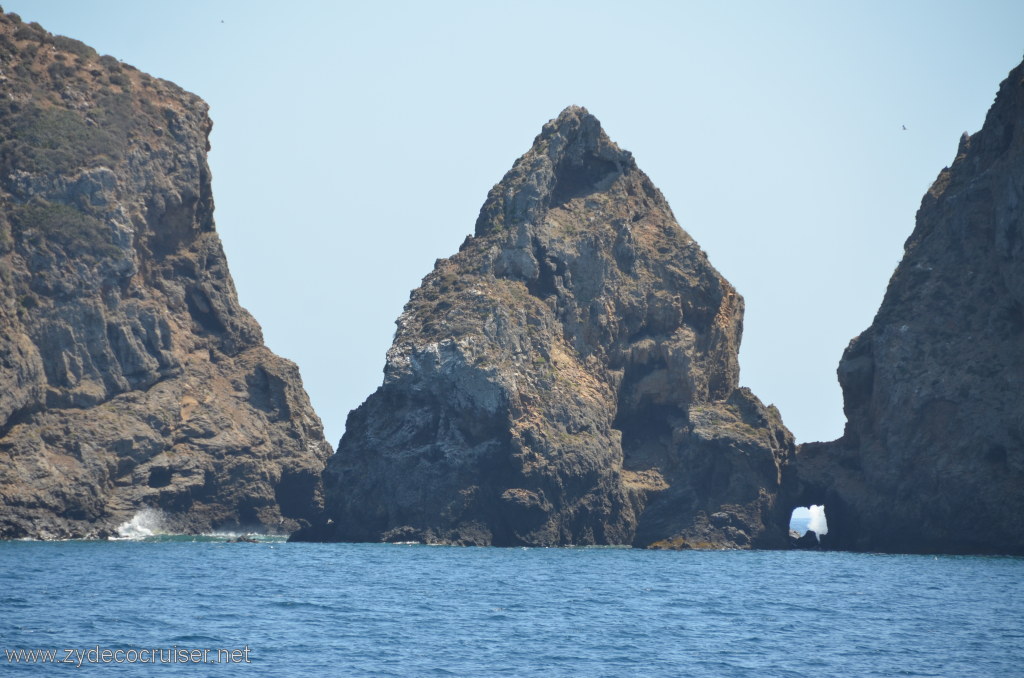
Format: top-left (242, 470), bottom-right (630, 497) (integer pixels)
top-left (0, 13), bottom-right (332, 538)
top-left (297, 106), bottom-right (794, 548)
top-left (796, 58), bottom-right (1024, 555)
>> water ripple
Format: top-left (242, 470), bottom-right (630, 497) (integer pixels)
top-left (0, 543), bottom-right (1021, 677)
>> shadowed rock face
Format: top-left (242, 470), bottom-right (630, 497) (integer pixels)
top-left (0, 13), bottom-right (332, 539)
top-left (298, 106), bottom-right (794, 548)
top-left (795, 58), bottom-right (1024, 555)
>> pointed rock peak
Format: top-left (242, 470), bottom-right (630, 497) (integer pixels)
top-left (474, 106), bottom-right (638, 236)
top-left (544, 105), bottom-right (595, 133)
top-left (550, 104), bottom-right (591, 123)
top-left (535, 105), bottom-right (621, 156)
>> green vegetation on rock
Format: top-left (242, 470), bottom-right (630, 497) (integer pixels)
top-left (0, 105), bottom-right (125, 175)
top-left (11, 203), bottom-right (120, 258)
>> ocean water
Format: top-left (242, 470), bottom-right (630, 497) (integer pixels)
top-left (2, 539), bottom-right (1022, 677)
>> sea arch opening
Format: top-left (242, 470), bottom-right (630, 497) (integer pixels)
top-left (789, 504), bottom-right (828, 543)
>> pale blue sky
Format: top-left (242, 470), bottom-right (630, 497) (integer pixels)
top-left (6, 1), bottom-right (1024, 446)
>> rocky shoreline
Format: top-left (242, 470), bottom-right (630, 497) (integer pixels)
top-left (1, 10), bottom-right (1020, 554)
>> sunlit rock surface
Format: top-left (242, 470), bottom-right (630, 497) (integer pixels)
top-left (0, 13), bottom-right (332, 539)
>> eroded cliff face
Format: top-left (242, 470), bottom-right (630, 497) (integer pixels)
top-left (0, 14), bottom-right (332, 538)
top-left (299, 106), bottom-right (794, 548)
top-left (796, 58), bottom-right (1024, 555)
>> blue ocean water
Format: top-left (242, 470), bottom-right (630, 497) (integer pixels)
top-left (1, 539), bottom-right (1022, 677)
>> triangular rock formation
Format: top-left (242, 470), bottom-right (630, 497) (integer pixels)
top-left (298, 106), bottom-right (794, 547)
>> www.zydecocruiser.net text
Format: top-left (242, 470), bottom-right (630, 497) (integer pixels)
top-left (4, 645), bottom-right (252, 667)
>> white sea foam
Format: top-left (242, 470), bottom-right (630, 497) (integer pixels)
top-left (807, 504), bottom-right (828, 541)
top-left (114, 509), bottom-right (166, 540)
top-left (111, 515), bottom-right (281, 542)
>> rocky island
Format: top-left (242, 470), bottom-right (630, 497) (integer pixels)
top-left (294, 106), bottom-right (796, 548)
top-left (0, 12), bottom-right (332, 539)
top-left (793, 57), bottom-right (1024, 555)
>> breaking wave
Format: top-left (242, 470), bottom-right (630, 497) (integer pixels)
top-left (111, 511), bottom-right (284, 542)
top-left (113, 509), bottom-right (166, 540)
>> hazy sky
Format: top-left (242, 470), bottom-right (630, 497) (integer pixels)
top-left (7, 1), bottom-right (1024, 446)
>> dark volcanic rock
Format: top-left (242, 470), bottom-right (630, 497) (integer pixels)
top-left (0, 14), bottom-right (332, 539)
top-left (788, 530), bottom-right (822, 550)
top-left (297, 106), bottom-right (794, 547)
top-left (795, 58), bottom-right (1024, 555)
